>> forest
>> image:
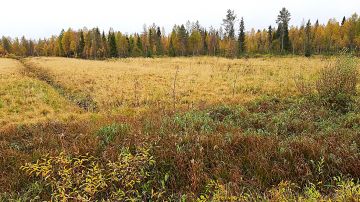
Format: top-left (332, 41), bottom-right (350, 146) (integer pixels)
top-left (1, 8), bottom-right (360, 59)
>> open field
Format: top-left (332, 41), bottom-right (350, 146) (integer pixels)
top-left (24, 57), bottom-right (325, 112)
top-left (0, 56), bottom-right (360, 201)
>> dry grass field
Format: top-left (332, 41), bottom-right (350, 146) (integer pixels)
top-left (24, 56), bottom-right (326, 112)
top-left (0, 58), bottom-right (82, 127)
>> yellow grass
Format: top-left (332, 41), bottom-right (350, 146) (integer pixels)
top-left (25, 56), bottom-right (328, 112)
top-left (4, 56), bottom-right (358, 126)
top-left (0, 58), bottom-right (82, 127)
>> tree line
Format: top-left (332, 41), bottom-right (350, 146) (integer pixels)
top-left (1, 8), bottom-right (360, 59)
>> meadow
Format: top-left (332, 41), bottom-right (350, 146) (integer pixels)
top-left (0, 56), bottom-right (359, 201)
top-left (23, 57), bottom-right (322, 111)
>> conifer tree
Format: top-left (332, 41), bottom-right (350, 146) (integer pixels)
top-left (58, 29), bottom-right (65, 56)
top-left (341, 16), bottom-right (346, 26)
top-left (108, 31), bottom-right (117, 58)
top-left (304, 20), bottom-right (312, 57)
top-left (77, 30), bottom-right (85, 58)
top-left (156, 27), bottom-right (163, 55)
top-left (238, 17), bottom-right (246, 56)
top-left (223, 9), bottom-right (237, 39)
top-left (203, 30), bottom-right (208, 55)
top-left (178, 25), bottom-right (188, 56)
top-left (136, 35), bottom-right (143, 56)
top-left (147, 28), bottom-right (153, 57)
top-left (268, 26), bottom-right (273, 53)
top-left (1, 36), bottom-right (12, 54)
top-left (126, 36), bottom-right (131, 57)
top-left (276, 7), bottom-right (291, 53)
top-left (101, 31), bottom-right (108, 58)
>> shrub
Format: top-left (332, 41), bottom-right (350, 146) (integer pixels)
top-left (333, 177), bottom-right (360, 201)
top-left (316, 54), bottom-right (358, 112)
top-left (21, 148), bottom-right (165, 201)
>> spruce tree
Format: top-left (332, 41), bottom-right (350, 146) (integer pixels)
top-left (77, 30), bottom-right (85, 58)
top-left (203, 30), bottom-right (208, 55)
top-left (341, 16), bottom-right (346, 26)
top-left (131, 34), bottom-right (143, 57)
top-left (156, 27), bottom-right (163, 55)
top-left (304, 20), bottom-right (312, 57)
top-left (126, 36), bottom-right (131, 57)
top-left (1, 36), bottom-right (12, 54)
top-left (108, 31), bottom-right (117, 58)
top-left (129, 36), bottom-right (135, 56)
top-left (101, 31), bottom-right (108, 58)
top-left (178, 25), bottom-right (188, 56)
top-left (268, 26), bottom-right (273, 53)
top-left (58, 29), bottom-right (65, 56)
top-left (238, 17), bottom-right (246, 56)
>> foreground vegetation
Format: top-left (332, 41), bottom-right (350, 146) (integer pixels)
top-left (0, 55), bottom-right (359, 201)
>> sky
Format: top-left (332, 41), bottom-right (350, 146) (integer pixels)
top-left (0, 0), bottom-right (359, 39)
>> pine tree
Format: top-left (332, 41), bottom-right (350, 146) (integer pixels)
top-left (238, 17), bottom-right (246, 56)
top-left (276, 7), bottom-right (291, 53)
top-left (222, 9), bottom-right (237, 39)
top-left (304, 20), bottom-right (312, 57)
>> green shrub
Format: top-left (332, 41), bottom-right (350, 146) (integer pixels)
top-left (21, 148), bottom-right (165, 201)
top-left (316, 54), bottom-right (358, 112)
top-left (333, 177), bottom-right (360, 201)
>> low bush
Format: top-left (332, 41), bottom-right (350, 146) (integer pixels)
top-left (316, 54), bottom-right (358, 112)
top-left (20, 148), bottom-right (166, 201)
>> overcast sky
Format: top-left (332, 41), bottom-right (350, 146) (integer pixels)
top-left (1, 0), bottom-right (359, 39)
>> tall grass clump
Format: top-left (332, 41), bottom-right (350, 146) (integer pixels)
top-left (316, 53), bottom-right (358, 112)
top-left (96, 123), bottom-right (130, 146)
